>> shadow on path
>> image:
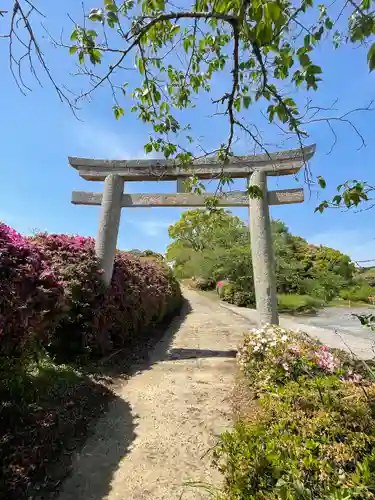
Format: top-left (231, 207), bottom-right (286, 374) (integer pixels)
top-left (166, 348), bottom-right (237, 360)
top-left (56, 397), bottom-right (136, 500)
top-left (56, 299), bottom-right (193, 500)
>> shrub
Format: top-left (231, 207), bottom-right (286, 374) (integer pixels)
top-left (194, 277), bottom-right (216, 291)
top-left (0, 224), bottom-right (63, 361)
top-left (277, 293), bottom-right (325, 314)
top-left (107, 250), bottom-right (182, 349)
top-left (30, 234), bottom-right (182, 361)
top-left (30, 233), bottom-right (111, 360)
top-left (221, 283), bottom-right (255, 308)
top-left (216, 280), bottom-right (230, 297)
top-left (214, 325), bottom-right (375, 499)
top-left (340, 282), bottom-right (373, 303)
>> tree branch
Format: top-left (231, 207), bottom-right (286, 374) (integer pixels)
top-left (76, 10), bottom-right (237, 102)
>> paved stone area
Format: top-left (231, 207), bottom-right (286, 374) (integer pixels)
top-left (221, 302), bottom-right (375, 360)
top-left (290, 307), bottom-right (375, 341)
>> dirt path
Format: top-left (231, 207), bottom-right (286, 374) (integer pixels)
top-left (57, 289), bottom-right (253, 500)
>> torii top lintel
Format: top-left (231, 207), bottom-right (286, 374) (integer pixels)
top-left (68, 144), bottom-right (316, 182)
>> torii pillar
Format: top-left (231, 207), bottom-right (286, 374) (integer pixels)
top-left (249, 170), bottom-right (278, 325)
top-left (95, 174), bottom-right (124, 286)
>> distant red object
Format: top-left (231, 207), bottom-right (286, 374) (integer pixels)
top-left (217, 281), bottom-right (224, 288)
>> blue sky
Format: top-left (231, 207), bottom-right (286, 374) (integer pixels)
top-left (0, 1), bottom-right (374, 263)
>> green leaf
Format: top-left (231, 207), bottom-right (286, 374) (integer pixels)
top-left (88, 9), bottom-right (104, 22)
top-left (107, 11), bottom-right (119, 27)
top-left (138, 57), bottom-right (145, 75)
top-left (89, 49), bottom-right (102, 65)
top-left (69, 46), bottom-right (78, 55)
top-left (317, 176), bottom-right (326, 189)
top-left (170, 24), bottom-right (181, 36)
top-left (267, 2), bottom-right (281, 21)
top-left (70, 30), bottom-right (78, 41)
top-left (144, 143), bottom-right (153, 153)
top-left (309, 65), bottom-right (322, 74)
top-left (113, 105), bottom-right (125, 120)
top-left (248, 185), bottom-right (263, 199)
top-left (78, 51), bottom-right (84, 64)
top-left (367, 42), bottom-right (375, 72)
top-left (332, 195), bottom-right (342, 205)
top-left (105, 0), bottom-right (118, 13)
top-left (315, 201), bottom-right (328, 213)
top-left (243, 96), bottom-right (251, 109)
top-left (325, 18), bottom-right (333, 30)
top-left (183, 38), bottom-right (191, 53)
top-left (299, 53), bottom-right (311, 67)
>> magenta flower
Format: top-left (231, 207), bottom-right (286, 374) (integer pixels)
top-left (312, 348), bottom-right (338, 373)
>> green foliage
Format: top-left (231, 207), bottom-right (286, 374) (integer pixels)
top-left (62, 0), bottom-right (374, 202)
top-left (276, 233), bottom-right (354, 301)
top-left (277, 294), bottom-right (325, 314)
top-left (316, 180), bottom-right (375, 213)
top-left (214, 325), bottom-right (375, 499)
top-left (168, 210), bottom-right (355, 305)
top-left (221, 283), bottom-right (255, 307)
top-left (358, 266), bottom-right (375, 285)
top-left (168, 209), bottom-right (247, 253)
top-left (340, 282), bottom-right (373, 302)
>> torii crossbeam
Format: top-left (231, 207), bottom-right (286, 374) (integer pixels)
top-left (69, 144), bottom-right (316, 326)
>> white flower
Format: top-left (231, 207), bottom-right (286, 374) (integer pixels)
top-left (282, 362), bottom-right (290, 371)
top-left (280, 335), bottom-right (288, 342)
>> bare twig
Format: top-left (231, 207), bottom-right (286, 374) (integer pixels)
top-left (2, 1), bottom-right (76, 112)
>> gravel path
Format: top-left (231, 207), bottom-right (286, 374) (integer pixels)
top-left (57, 289), bottom-right (253, 500)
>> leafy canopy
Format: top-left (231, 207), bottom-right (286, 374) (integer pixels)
top-left (2, 0), bottom-right (374, 206)
top-left (65, 0), bottom-right (374, 195)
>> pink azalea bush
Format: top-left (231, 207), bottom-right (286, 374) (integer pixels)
top-left (0, 223), bottom-right (64, 359)
top-left (1, 224), bottom-right (181, 363)
top-left (108, 250), bottom-right (181, 348)
top-left (30, 233), bottom-right (182, 361)
top-left (30, 233), bottom-right (111, 359)
top-left (237, 324), bottom-right (364, 394)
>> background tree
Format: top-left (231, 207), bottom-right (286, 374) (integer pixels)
top-left (168, 209), bottom-right (360, 305)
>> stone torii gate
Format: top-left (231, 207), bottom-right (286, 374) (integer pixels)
top-left (69, 144), bottom-right (316, 325)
